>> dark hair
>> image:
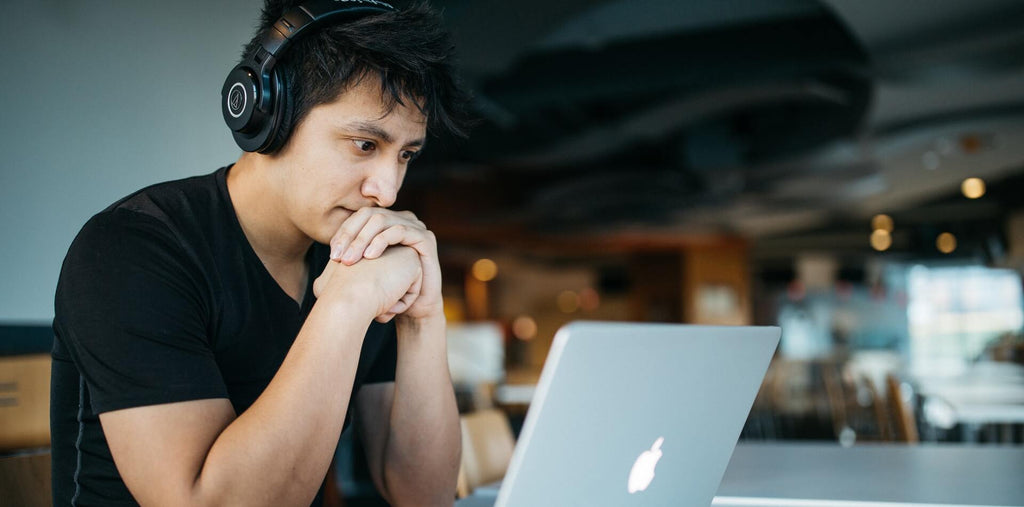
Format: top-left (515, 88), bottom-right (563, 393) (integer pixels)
top-left (244, 0), bottom-right (471, 151)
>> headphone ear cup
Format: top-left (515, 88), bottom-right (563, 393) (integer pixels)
top-left (222, 66), bottom-right (260, 134)
top-left (223, 64), bottom-right (277, 152)
top-left (260, 67), bottom-right (293, 153)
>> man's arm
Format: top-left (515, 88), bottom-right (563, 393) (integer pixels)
top-left (100, 247), bottom-right (422, 507)
top-left (354, 315), bottom-right (460, 506)
top-left (336, 208), bottom-right (460, 505)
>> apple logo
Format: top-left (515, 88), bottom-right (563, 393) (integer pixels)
top-left (628, 436), bottom-right (664, 494)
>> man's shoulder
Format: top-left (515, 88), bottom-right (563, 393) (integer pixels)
top-left (66, 167), bottom-right (231, 270)
top-left (102, 167), bottom-right (226, 224)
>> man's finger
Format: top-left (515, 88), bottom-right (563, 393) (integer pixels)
top-left (330, 208), bottom-right (376, 260)
top-left (340, 214), bottom-right (390, 264)
top-left (331, 210), bottom-right (426, 262)
top-left (362, 225), bottom-right (412, 259)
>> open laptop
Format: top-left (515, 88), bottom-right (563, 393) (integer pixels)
top-left (461, 321), bottom-right (780, 507)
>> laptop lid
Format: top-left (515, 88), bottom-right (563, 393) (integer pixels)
top-left (495, 321), bottom-right (780, 507)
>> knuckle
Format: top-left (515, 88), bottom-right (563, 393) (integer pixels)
top-left (332, 230), bottom-right (351, 243)
top-left (368, 214), bottom-right (387, 228)
top-left (354, 228), bottom-right (373, 242)
top-left (340, 222), bottom-right (361, 237)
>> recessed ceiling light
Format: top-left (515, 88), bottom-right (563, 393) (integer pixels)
top-left (961, 177), bottom-right (985, 199)
top-left (937, 233), bottom-right (957, 254)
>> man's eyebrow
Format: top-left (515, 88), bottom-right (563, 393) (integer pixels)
top-left (343, 121), bottom-right (426, 148)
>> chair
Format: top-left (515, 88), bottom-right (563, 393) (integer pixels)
top-left (0, 354), bottom-right (51, 451)
top-left (0, 354), bottom-right (53, 506)
top-left (0, 449), bottom-right (52, 506)
top-left (457, 409), bottom-right (515, 498)
top-left (886, 374), bottom-right (919, 443)
top-left (821, 362), bottom-right (848, 439)
top-left (825, 366), bottom-right (890, 443)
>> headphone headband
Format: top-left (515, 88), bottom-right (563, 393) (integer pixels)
top-left (251, 0), bottom-right (396, 80)
top-left (223, 0), bottom-right (396, 152)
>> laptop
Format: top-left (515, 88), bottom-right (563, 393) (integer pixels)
top-left (461, 321), bottom-right (780, 507)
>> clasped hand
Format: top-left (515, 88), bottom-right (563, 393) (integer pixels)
top-left (312, 208), bottom-right (442, 323)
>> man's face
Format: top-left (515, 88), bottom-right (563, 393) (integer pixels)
top-left (270, 75), bottom-right (427, 244)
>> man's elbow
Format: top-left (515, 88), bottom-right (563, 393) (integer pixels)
top-left (383, 464), bottom-right (458, 507)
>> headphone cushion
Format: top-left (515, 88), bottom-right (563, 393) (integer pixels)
top-left (262, 67), bottom-right (293, 153)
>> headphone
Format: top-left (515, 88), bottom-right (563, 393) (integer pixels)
top-left (221, 0), bottom-right (396, 153)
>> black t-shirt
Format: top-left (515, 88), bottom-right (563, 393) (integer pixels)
top-left (50, 166), bottom-right (397, 506)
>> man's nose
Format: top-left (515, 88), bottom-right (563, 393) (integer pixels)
top-left (361, 162), bottom-right (401, 208)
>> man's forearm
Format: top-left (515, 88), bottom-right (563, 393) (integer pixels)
top-left (385, 314), bottom-right (461, 506)
top-left (192, 297), bottom-right (373, 507)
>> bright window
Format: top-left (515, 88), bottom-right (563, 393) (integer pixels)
top-left (907, 265), bottom-right (1024, 376)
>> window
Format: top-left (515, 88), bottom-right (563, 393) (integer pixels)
top-left (907, 265), bottom-right (1024, 376)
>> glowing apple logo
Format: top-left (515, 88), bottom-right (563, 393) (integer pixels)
top-left (628, 437), bottom-right (664, 494)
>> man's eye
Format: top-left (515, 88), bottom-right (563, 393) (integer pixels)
top-left (400, 150), bottom-right (419, 161)
top-left (353, 140), bottom-right (376, 152)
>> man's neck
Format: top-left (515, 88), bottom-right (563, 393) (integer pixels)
top-left (227, 153), bottom-right (313, 267)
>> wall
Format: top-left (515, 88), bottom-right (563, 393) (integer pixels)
top-left (0, 0), bottom-right (257, 322)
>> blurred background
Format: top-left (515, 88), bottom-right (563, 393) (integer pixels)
top-left (2, 0), bottom-right (1023, 504)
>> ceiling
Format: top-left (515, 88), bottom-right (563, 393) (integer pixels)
top-left (400, 0), bottom-right (1024, 263)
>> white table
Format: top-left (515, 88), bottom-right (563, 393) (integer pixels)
top-left (918, 382), bottom-right (1024, 406)
top-left (917, 373), bottom-right (1024, 442)
top-left (493, 384), bottom-right (536, 406)
top-left (458, 442), bottom-right (1024, 507)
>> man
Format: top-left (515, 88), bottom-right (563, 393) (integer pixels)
top-left (50, 1), bottom-right (470, 505)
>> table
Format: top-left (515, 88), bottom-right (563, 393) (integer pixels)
top-left (458, 442), bottom-right (1024, 507)
top-left (713, 442), bottom-right (1023, 506)
top-left (493, 384), bottom-right (536, 406)
top-left (916, 371), bottom-right (1024, 442)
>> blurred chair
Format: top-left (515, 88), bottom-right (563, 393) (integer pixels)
top-left (0, 354), bottom-right (52, 506)
top-left (824, 364), bottom-right (893, 444)
top-left (886, 374), bottom-right (920, 443)
top-left (0, 449), bottom-right (51, 506)
top-left (0, 354), bottom-right (51, 451)
top-left (457, 409), bottom-right (515, 498)
top-left (860, 374), bottom-right (893, 442)
top-left (821, 362), bottom-right (849, 439)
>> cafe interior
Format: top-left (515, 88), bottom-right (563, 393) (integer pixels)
top-left (2, 0), bottom-right (1024, 505)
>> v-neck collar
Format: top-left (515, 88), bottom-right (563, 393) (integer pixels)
top-left (216, 165), bottom-right (318, 313)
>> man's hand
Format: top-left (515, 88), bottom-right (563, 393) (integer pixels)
top-left (327, 210), bottom-right (459, 506)
top-left (314, 245), bottom-right (422, 323)
top-left (328, 208), bottom-right (443, 322)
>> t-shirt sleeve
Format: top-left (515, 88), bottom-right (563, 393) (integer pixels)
top-left (54, 209), bottom-right (227, 414)
top-left (361, 320), bottom-right (398, 384)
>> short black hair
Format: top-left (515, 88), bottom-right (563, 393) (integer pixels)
top-left (244, 0), bottom-right (471, 151)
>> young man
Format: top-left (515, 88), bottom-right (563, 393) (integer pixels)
top-left (50, 1), bottom-right (470, 505)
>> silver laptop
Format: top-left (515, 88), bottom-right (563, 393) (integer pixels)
top-left (470, 321), bottom-right (780, 507)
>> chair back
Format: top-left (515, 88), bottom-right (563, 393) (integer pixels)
top-left (0, 354), bottom-right (51, 451)
top-left (457, 409), bottom-right (515, 497)
top-left (0, 449), bottom-right (52, 506)
top-left (886, 374), bottom-right (920, 443)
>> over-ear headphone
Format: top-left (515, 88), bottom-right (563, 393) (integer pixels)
top-left (222, 0), bottom-right (396, 153)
